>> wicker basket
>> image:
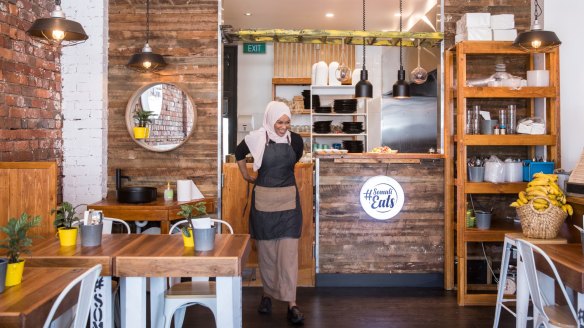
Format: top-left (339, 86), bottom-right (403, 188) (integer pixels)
top-left (517, 196), bottom-right (568, 239)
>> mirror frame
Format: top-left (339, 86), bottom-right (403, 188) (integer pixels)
top-left (125, 82), bottom-right (197, 152)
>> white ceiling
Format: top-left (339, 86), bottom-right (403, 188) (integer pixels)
top-left (223, 0), bottom-right (439, 32)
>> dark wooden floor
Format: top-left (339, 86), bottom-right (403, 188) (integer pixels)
top-left (176, 287), bottom-right (516, 328)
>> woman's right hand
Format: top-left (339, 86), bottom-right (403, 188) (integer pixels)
top-left (243, 175), bottom-right (256, 183)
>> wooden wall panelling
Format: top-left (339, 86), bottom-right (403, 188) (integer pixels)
top-left (318, 159), bottom-right (444, 274)
top-left (108, 1), bottom-right (219, 200)
top-left (274, 43), bottom-right (356, 78)
top-left (221, 163), bottom-right (315, 286)
top-left (0, 162), bottom-right (57, 237)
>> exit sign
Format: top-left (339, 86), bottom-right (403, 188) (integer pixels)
top-left (243, 43), bottom-right (266, 54)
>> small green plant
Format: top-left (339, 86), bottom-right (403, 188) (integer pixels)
top-left (133, 109), bottom-right (155, 127)
top-left (52, 202), bottom-right (84, 229)
top-left (0, 213), bottom-right (41, 263)
top-left (177, 202), bottom-right (207, 237)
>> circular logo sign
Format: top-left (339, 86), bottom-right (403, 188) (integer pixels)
top-left (359, 176), bottom-right (405, 220)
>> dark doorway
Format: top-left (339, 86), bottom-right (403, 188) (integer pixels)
top-left (223, 45), bottom-right (238, 154)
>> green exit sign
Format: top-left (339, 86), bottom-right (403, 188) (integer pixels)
top-left (243, 43), bottom-right (266, 54)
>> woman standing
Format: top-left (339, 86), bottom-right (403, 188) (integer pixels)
top-left (235, 101), bottom-right (305, 325)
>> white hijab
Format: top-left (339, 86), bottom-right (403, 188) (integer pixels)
top-left (244, 101), bottom-right (291, 171)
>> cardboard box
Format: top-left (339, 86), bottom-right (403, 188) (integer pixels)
top-left (493, 29), bottom-right (517, 41)
top-left (491, 14), bottom-right (515, 29)
top-left (461, 13), bottom-right (491, 28)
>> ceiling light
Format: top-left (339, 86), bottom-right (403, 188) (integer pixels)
top-left (26, 0), bottom-right (88, 46)
top-left (394, 13), bottom-right (402, 17)
top-left (512, 0), bottom-right (561, 52)
top-left (355, 0), bottom-right (373, 99)
top-left (244, 12), bottom-right (252, 16)
top-left (127, 0), bottom-right (167, 72)
top-left (393, 0), bottom-right (410, 99)
top-left (326, 13), bottom-right (335, 18)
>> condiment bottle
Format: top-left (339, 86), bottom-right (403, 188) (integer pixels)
top-left (164, 182), bottom-right (174, 201)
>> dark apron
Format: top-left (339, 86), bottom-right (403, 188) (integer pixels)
top-left (249, 136), bottom-right (302, 240)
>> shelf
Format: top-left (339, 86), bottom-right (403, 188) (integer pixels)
top-left (272, 77), bottom-right (311, 85)
top-left (463, 182), bottom-right (527, 194)
top-left (459, 134), bottom-right (556, 146)
top-left (291, 110), bottom-right (312, 115)
top-left (297, 132), bottom-right (311, 137)
top-left (462, 86), bottom-right (556, 98)
top-left (312, 133), bottom-right (366, 137)
top-left (310, 85), bottom-right (355, 96)
top-left (312, 113), bottom-right (367, 116)
top-left (464, 219), bottom-right (522, 242)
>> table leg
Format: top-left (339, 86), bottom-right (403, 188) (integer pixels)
top-left (90, 276), bottom-right (112, 328)
top-left (216, 276), bottom-right (242, 328)
top-left (161, 221), bottom-right (169, 234)
top-left (150, 277), bottom-right (166, 328)
top-left (120, 277), bottom-right (147, 328)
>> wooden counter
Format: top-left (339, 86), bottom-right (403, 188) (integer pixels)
top-left (87, 197), bottom-right (215, 234)
top-left (221, 163), bottom-right (314, 286)
top-left (316, 156), bottom-right (444, 280)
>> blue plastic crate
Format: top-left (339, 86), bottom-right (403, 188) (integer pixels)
top-left (523, 160), bottom-right (554, 182)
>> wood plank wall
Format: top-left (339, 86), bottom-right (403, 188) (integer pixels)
top-left (274, 43), bottom-right (356, 78)
top-left (318, 159), bottom-right (444, 274)
top-left (108, 0), bottom-right (218, 198)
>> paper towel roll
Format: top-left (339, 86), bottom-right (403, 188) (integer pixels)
top-left (177, 180), bottom-right (192, 201)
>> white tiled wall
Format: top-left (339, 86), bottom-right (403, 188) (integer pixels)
top-left (61, 0), bottom-right (108, 207)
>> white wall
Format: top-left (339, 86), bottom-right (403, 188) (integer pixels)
top-left (545, 1), bottom-right (584, 171)
top-left (61, 0), bottom-right (108, 207)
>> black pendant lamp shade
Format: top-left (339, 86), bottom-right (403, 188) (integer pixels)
top-left (393, 66), bottom-right (410, 99)
top-left (513, 0), bottom-right (561, 52)
top-left (26, 0), bottom-right (88, 46)
top-left (393, 0), bottom-right (410, 99)
top-left (355, 0), bottom-right (373, 99)
top-left (127, 0), bottom-right (167, 72)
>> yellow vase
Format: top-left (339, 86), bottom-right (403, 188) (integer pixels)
top-left (133, 127), bottom-right (149, 139)
top-left (58, 227), bottom-right (78, 246)
top-left (5, 260), bottom-right (25, 286)
top-left (182, 228), bottom-right (194, 248)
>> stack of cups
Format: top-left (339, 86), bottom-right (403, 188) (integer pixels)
top-left (507, 105), bottom-right (517, 134)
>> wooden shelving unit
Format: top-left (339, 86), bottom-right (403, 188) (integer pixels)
top-left (444, 41), bottom-right (560, 305)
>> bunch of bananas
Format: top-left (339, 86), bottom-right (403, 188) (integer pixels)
top-left (510, 173), bottom-right (573, 215)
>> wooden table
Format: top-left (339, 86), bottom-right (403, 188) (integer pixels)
top-left (0, 267), bottom-right (87, 328)
top-left (88, 197), bottom-right (215, 234)
top-left (114, 233), bottom-right (251, 328)
top-left (25, 234), bottom-right (144, 328)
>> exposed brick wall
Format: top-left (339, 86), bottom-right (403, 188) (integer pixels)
top-left (146, 84), bottom-right (195, 146)
top-left (0, 0), bottom-right (63, 198)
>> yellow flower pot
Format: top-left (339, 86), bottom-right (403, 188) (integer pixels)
top-left (182, 228), bottom-right (194, 248)
top-left (133, 127), bottom-right (149, 139)
top-left (58, 227), bottom-right (78, 246)
top-left (5, 260), bottom-right (25, 287)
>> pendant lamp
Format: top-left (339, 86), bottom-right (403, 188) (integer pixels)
top-left (392, 0), bottom-right (410, 99)
top-left (26, 0), bottom-right (88, 46)
top-left (513, 0), bottom-right (561, 52)
top-left (355, 0), bottom-right (373, 99)
top-left (127, 0), bottom-right (167, 72)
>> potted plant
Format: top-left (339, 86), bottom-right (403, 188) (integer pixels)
top-left (177, 202), bottom-right (207, 248)
top-left (52, 202), bottom-right (84, 246)
top-left (133, 109), bottom-right (154, 139)
top-left (0, 213), bottom-right (41, 286)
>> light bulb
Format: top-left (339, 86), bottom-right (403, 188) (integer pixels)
top-left (142, 61), bottom-right (152, 69)
top-left (531, 39), bottom-right (542, 49)
top-left (52, 29), bottom-right (65, 41)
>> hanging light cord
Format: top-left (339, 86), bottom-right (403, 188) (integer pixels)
top-left (533, 0), bottom-right (542, 21)
top-left (55, 0), bottom-right (61, 5)
top-left (399, 0), bottom-right (403, 69)
top-left (146, 0), bottom-right (150, 44)
top-left (362, 0), bottom-right (366, 70)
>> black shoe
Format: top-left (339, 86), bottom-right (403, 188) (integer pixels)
top-left (287, 306), bottom-right (304, 325)
top-left (258, 296), bottom-right (272, 314)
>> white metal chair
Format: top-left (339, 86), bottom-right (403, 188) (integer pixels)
top-left (102, 217), bottom-right (131, 234)
top-left (43, 264), bottom-right (102, 328)
top-left (163, 218), bottom-right (234, 328)
top-left (516, 239), bottom-right (578, 328)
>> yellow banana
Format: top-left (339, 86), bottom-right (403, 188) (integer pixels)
top-left (526, 186), bottom-right (548, 194)
top-left (564, 204), bottom-right (574, 216)
top-left (527, 190), bottom-right (548, 198)
top-left (533, 203), bottom-right (549, 211)
top-left (510, 202), bottom-right (520, 208)
top-left (548, 182), bottom-right (562, 195)
top-left (533, 172), bottom-right (558, 181)
top-left (528, 179), bottom-right (550, 187)
top-left (533, 198), bottom-right (549, 205)
top-left (518, 191), bottom-right (528, 203)
top-left (560, 194), bottom-right (567, 204)
top-left (516, 198), bottom-right (527, 206)
top-left (549, 199), bottom-right (561, 207)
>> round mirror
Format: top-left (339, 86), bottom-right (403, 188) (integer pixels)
top-left (125, 83), bottom-right (196, 152)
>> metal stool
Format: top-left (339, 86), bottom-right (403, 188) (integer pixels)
top-left (493, 233), bottom-right (567, 328)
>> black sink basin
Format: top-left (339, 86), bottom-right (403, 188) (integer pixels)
top-left (117, 187), bottom-right (157, 204)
